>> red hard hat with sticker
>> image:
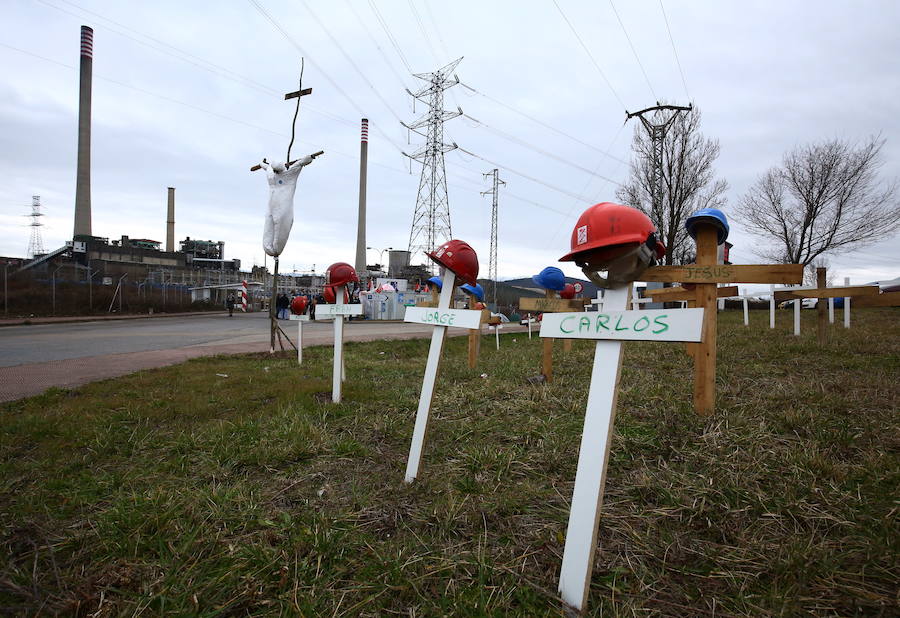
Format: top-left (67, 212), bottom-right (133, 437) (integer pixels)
top-left (427, 239), bottom-right (479, 286)
top-left (560, 202), bottom-right (665, 266)
top-left (325, 262), bottom-right (359, 287)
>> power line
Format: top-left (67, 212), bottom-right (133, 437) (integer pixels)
top-left (551, 0), bottom-right (626, 109)
top-left (458, 82), bottom-right (628, 164)
top-left (461, 113), bottom-right (621, 184)
top-left (608, 0), bottom-right (657, 101)
top-left (300, 0), bottom-right (406, 125)
top-left (247, 0), bottom-right (407, 156)
top-left (367, 0), bottom-right (413, 73)
top-left (407, 0), bottom-right (440, 65)
top-left (35, 0), bottom-right (359, 129)
top-left (454, 147), bottom-right (607, 204)
top-left (0, 42), bottom-right (294, 139)
top-left (659, 0), bottom-right (690, 100)
top-left (344, 0), bottom-right (410, 92)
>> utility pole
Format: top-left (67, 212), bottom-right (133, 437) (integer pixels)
top-left (403, 57), bottom-right (463, 269)
top-left (625, 103), bottom-right (692, 240)
top-left (481, 169), bottom-right (505, 309)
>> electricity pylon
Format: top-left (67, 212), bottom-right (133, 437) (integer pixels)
top-left (403, 57), bottom-right (463, 268)
top-left (26, 195), bottom-right (45, 258)
top-left (481, 169), bottom-right (505, 308)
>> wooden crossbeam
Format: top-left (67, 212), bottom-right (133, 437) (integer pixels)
top-left (285, 87), bottom-right (313, 99)
top-left (648, 285), bottom-right (738, 302)
top-left (773, 285), bottom-right (879, 302)
top-left (642, 264), bottom-right (802, 284)
top-left (519, 297), bottom-right (586, 312)
top-left (853, 291), bottom-right (900, 307)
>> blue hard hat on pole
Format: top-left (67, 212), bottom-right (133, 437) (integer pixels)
top-left (460, 283), bottom-right (485, 301)
top-left (427, 276), bottom-right (442, 291)
top-left (532, 266), bottom-right (566, 291)
top-left (685, 208), bottom-right (729, 245)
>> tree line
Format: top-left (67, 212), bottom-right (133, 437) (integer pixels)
top-left (616, 105), bottom-right (899, 271)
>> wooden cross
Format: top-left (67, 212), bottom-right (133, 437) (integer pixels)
top-left (642, 222), bottom-right (803, 416)
top-left (518, 292), bottom-right (586, 382)
top-left (540, 284), bottom-right (705, 612)
top-left (314, 285), bottom-right (363, 403)
top-left (772, 268), bottom-right (879, 342)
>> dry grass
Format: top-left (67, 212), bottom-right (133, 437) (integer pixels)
top-left (1, 308), bottom-right (897, 616)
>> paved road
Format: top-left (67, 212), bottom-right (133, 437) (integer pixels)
top-left (0, 313), bottom-right (521, 402)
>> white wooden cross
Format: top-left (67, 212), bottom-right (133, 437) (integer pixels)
top-left (288, 312), bottom-right (309, 364)
top-left (313, 285), bottom-right (363, 403)
top-left (402, 269), bottom-right (483, 482)
top-left (539, 285), bottom-right (704, 612)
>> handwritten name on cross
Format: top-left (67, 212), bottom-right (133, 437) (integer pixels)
top-left (518, 292), bottom-right (586, 382)
top-left (642, 223), bottom-right (803, 416)
top-left (402, 270), bottom-right (482, 482)
top-left (540, 285), bottom-right (704, 611)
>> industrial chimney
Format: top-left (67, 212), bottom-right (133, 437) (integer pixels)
top-left (166, 187), bottom-right (175, 252)
top-left (73, 25), bottom-right (93, 238)
top-left (354, 118), bottom-right (368, 274)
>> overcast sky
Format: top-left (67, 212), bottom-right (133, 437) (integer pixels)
top-left (2, 0), bottom-right (898, 288)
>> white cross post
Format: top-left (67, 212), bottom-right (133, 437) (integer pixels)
top-left (742, 287), bottom-right (749, 326)
top-left (540, 287), bottom-right (704, 611)
top-left (794, 297), bottom-right (801, 336)
top-left (403, 270), bottom-right (483, 483)
top-left (844, 277), bottom-right (851, 328)
top-left (314, 287), bottom-right (363, 402)
top-left (289, 312), bottom-right (309, 364)
top-left (769, 284), bottom-right (776, 329)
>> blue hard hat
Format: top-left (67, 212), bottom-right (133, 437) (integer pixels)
top-left (685, 208), bottom-right (729, 245)
top-left (427, 276), bottom-right (442, 291)
top-left (532, 266), bottom-right (566, 291)
top-left (460, 283), bottom-right (485, 301)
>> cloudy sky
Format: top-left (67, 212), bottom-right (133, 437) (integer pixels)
top-left (2, 0), bottom-right (898, 288)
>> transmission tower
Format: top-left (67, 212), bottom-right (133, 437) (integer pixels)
top-left (625, 103), bottom-right (692, 221)
top-left (26, 195), bottom-right (45, 258)
top-left (403, 57), bottom-right (463, 268)
top-left (481, 169), bottom-right (505, 308)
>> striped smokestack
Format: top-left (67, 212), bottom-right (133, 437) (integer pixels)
top-left (354, 118), bottom-right (368, 274)
top-left (73, 25), bottom-right (93, 238)
top-left (166, 187), bottom-right (175, 252)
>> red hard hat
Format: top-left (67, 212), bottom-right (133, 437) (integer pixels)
top-left (323, 285), bottom-right (349, 304)
top-left (559, 283), bottom-right (576, 299)
top-left (560, 202), bottom-right (665, 266)
top-left (427, 239), bottom-right (479, 286)
top-left (290, 296), bottom-right (308, 314)
top-left (325, 262), bottom-right (359, 287)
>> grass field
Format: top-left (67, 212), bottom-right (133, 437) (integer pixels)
top-left (1, 309), bottom-right (897, 616)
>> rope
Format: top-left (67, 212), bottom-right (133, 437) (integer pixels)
top-left (286, 58), bottom-right (304, 163)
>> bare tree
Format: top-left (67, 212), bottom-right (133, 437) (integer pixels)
top-left (737, 136), bottom-right (899, 266)
top-left (617, 107), bottom-right (728, 265)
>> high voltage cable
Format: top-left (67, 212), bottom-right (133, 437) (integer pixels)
top-left (407, 0), bottom-right (440, 65)
top-left (2, 45), bottom-right (577, 225)
top-left (551, 0), bottom-right (626, 110)
top-left (461, 113), bottom-right (620, 184)
top-left (458, 83), bottom-right (628, 164)
top-left (659, 0), bottom-right (690, 99)
top-left (1, 42), bottom-right (293, 139)
top-left (422, 1), bottom-right (452, 62)
top-left (35, 0), bottom-right (357, 128)
top-left (367, 0), bottom-right (413, 73)
top-left (455, 147), bottom-right (606, 203)
top-left (344, 0), bottom-right (410, 91)
top-left (300, 0), bottom-right (405, 125)
top-left (608, 0), bottom-right (657, 101)
top-left (247, 0), bottom-right (406, 156)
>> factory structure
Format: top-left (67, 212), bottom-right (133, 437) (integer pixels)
top-left (5, 24), bottom-right (447, 317)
